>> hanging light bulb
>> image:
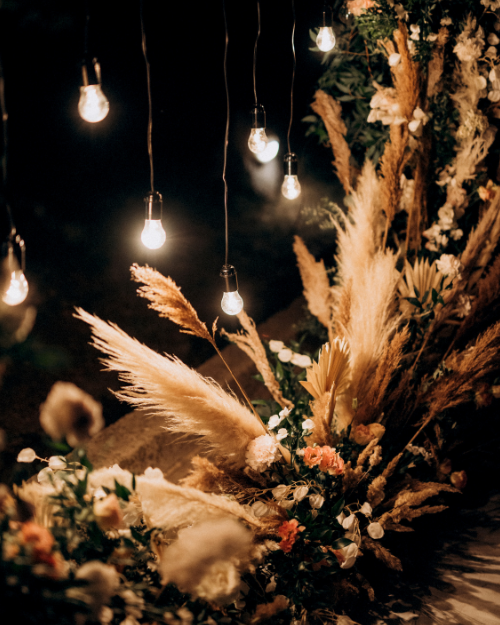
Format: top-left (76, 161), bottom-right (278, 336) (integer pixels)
top-left (248, 104), bottom-right (268, 154)
top-left (317, 27), bottom-right (336, 51)
top-left (78, 59), bottom-right (109, 123)
top-left (2, 237), bottom-right (28, 306)
top-left (141, 191), bottom-right (166, 250)
top-left (255, 138), bottom-right (280, 163)
top-left (220, 264), bottom-right (243, 315)
top-left (316, 3), bottom-right (336, 52)
top-left (281, 152), bottom-right (301, 200)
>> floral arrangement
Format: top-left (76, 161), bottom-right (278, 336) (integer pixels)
top-left (3, 1), bottom-right (500, 624)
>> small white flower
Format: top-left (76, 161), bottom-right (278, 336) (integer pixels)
top-left (291, 353), bottom-right (312, 368)
top-left (245, 434), bottom-right (280, 472)
top-left (48, 456), bottom-right (66, 470)
top-left (277, 348), bottom-right (293, 363)
top-left (441, 17), bottom-right (452, 26)
top-left (360, 502), bottom-right (373, 516)
top-left (456, 293), bottom-right (472, 318)
top-left (477, 76), bottom-right (488, 90)
top-left (268, 415), bottom-right (282, 429)
top-left (279, 406), bottom-right (292, 418)
top-left (367, 522), bottom-right (385, 539)
top-left (486, 46), bottom-right (498, 58)
top-left (489, 33), bottom-right (500, 45)
top-left (450, 228), bottom-right (463, 241)
top-left (409, 24), bottom-right (420, 41)
top-left (309, 494), bottom-right (325, 509)
top-left (342, 513), bottom-right (357, 530)
top-left (408, 119), bottom-right (421, 133)
top-left (269, 340), bottom-right (284, 353)
top-left (251, 501), bottom-right (270, 517)
top-left (436, 253), bottom-right (462, 280)
top-left (302, 419), bottom-right (315, 431)
top-left (394, 4), bottom-right (407, 20)
top-left (17, 448), bottom-right (37, 463)
top-left (272, 484), bottom-right (289, 500)
top-left (427, 33), bottom-right (438, 42)
top-left (338, 543), bottom-right (359, 569)
top-left (388, 52), bottom-right (401, 67)
top-left (488, 90), bottom-right (500, 102)
top-left (293, 485), bottom-right (309, 501)
top-left (94, 487), bottom-right (107, 500)
top-left (276, 428), bottom-right (288, 441)
top-left (280, 499), bottom-right (295, 510)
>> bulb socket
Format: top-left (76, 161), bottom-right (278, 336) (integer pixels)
top-left (144, 191), bottom-right (163, 220)
top-left (220, 264), bottom-right (239, 293)
top-left (82, 58), bottom-right (102, 87)
top-left (283, 152), bottom-right (298, 176)
top-left (250, 104), bottom-right (266, 129)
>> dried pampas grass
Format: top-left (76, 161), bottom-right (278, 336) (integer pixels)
top-left (75, 308), bottom-right (265, 468)
top-left (293, 236), bottom-right (334, 338)
top-left (311, 89), bottom-right (352, 195)
top-left (362, 536), bottom-right (402, 571)
top-left (221, 310), bottom-right (293, 409)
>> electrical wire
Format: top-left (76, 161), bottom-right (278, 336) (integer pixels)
top-left (287, 0), bottom-right (297, 155)
top-left (0, 53), bottom-right (14, 234)
top-left (252, 0), bottom-right (261, 106)
top-left (222, 0), bottom-right (230, 267)
top-left (83, 0), bottom-right (90, 59)
top-left (140, 0), bottom-right (155, 194)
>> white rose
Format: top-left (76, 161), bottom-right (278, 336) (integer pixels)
top-left (367, 522), bottom-right (385, 539)
top-left (269, 340), bottom-right (284, 353)
top-left (278, 348), bottom-right (293, 363)
top-left (17, 448), bottom-right (37, 463)
top-left (293, 486), bottom-right (309, 501)
top-left (309, 494), bottom-right (325, 509)
top-left (359, 502), bottom-right (373, 516)
top-left (388, 53), bottom-right (401, 67)
top-left (302, 419), bottom-right (315, 431)
top-left (276, 428), bottom-right (288, 441)
top-left (291, 353), bottom-right (312, 368)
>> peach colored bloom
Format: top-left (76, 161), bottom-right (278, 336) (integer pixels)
top-left (303, 447), bottom-right (323, 468)
top-left (21, 521), bottom-right (55, 556)
top-left (450, 470), bottom-right (467, 490)
top-left (347, 0), bottom-right (375, 16)
top-left (93, 494), bottom-right (124, 531)
top-left (352, 423), bottom-right (385, 445)
top-left (278, 519), bottom-right (304, 553)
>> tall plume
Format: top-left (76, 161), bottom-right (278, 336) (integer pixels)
top-left (75, 309), bottom-right (265, 468)
top-left (221, 310), bottom-right (293, 409)
top-left (311, 89), bottom-right (352, 194)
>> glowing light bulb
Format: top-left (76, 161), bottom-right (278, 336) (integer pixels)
top-left (255, 139), bottom-right (279, 163)
top-left (141, 219), bottom-right (166, 250)
top-left (248, 128), bottom-right (269, 154)
top-left (316, 27), bottom-right (336, 51)
top-left (3, 270), bottom-right (28, 306)
top-left (282, 175), bottom-right (301, 200)
top-left (78, 85), bottom-right (109, 123)
top-left (221, 290), bottom-right (244, 315)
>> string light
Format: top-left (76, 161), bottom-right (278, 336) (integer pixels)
top-left (220, 0), bottom-right (243, 315)
top-left (248, 1), bottom-right (268, 155)
top-left (282, 0), bottom-right (301, 200)
top-left (255, 138), bottom-right (280, 163)
top-left (79, 7), bottom-right (109, 123)
top-left (0, 56), bottom-right (29, 306)
top-left (139, 0), bottom-right (166, 250)
top-left (316, 2), bottom-right (335, 52)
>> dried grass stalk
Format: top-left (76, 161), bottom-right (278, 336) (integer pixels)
top-left (426, 28), bottom-right (449, 99)
top-left (366, 475), bottom-right (387, 508)
top-left (75, 308), bottom-right (265, 468)
top-left (221, 310), bottom-right (293, 410)
top-left (293, 236), bottom-right (334, 338)
top-left (131, 264), bottom-right (213, 342)
top-left (356, 438), bottom-right (380, 468)
top-left (308, 389), bottom-right (335, 446)
top-left (311, 89), bottom-right (352, 194)
top-left (379, 481), bottom-right (456, 527)
top-left (362, 537), bottom-right (403, 571)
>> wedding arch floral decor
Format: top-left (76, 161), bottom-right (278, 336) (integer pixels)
top-left (3, 1), bottom-right (500, 623)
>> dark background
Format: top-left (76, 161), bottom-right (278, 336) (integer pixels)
top-left (0, 0), bottom-right (341, 472)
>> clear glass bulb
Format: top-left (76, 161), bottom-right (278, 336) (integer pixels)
top-left (281, 174), bottom-right (301, 200)
top-left (255, 139), bottom-right (280, 163)
top-left (141, 219), bottom-right (166, 250)
top-left (316, 27), bottom-right (336, 52)
top-left (221, 291), bottom-right (244, 315)
top-left (78, 85), bottom-right (110, 123)
top-left (3, 270), bottom-right (28, 306)
top-left (248, 128), bottom-right (269, 154)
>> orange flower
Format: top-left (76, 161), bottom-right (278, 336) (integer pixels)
top-left (278, 519), bottom-right (304, 553)
top-left (21, 521), bottom-right (55, 555)
top-left (303, 446), bottom-right (345, 475)
top-left (303, 447), bottom-right (323, 468)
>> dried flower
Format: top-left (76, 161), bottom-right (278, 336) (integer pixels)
top-left (309, 494), bottom-right (325, 509)
top-left (89, 465), bottom-right (134, 494)
top-left (351, 423), bottom-right (386, 445)
top-left (276, 428), bottom-right (288, 441)
top-left (435, 254), bottom-right (462, 280)
top-left (39, 382), bottom-right (104, 447)
top-left (342, 514), bottom-right (356, 530)
top-left (67, 561), bottom-right (120, 613)
top-left (360, 502), bottom-right (372, 516)
top-left (303, 447), bottom-right (323, 468)
top-left (245, 435), bottom-right (280, 473)
top-left (272, 485), bottom-right (289, 500)
top-left (278, 519), bottom-right (304, 553)
top-left (303, 446), bottom-right (344, 475)
top-left (367, 522), bottom-right (385, 539)
top-left (346, 0), bottom-right (375, 16)
top-left (17, 448), bottom-right (37, 463)
top-left (293, 486), bottom-right (309, 501)
top-left (450, 470), bottom-right (467, 490)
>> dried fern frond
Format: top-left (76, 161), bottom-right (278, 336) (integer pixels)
top-left (293, 236), bottom-right (333, 338)
top-left (131, 264), bottom-right (213, 343)
top-left (300, 338), bottom-right (351, 402)
top-left (75, 308), bottom-right (265, 468)
top-left (221, 310), bottom-right (293, 409)
top-left (362, 536), bottom-right (403, 571)
top-left (308, 389), bottom-right (335, 446)
top-left (311, 89), bottom-right (352, 194)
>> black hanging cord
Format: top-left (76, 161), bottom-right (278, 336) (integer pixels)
top-left (287, 0), bottom-right (297, 155)
top-left (140, 0), bottom-right (155, 194)
top-left (252, 0), bottom-right (261, 106)
top-left (222, 0), bottom-right (230, 267)
top-left (0, 54), bottom-right (14, 234)
top-left (83, 0), bottom-right (90, 59)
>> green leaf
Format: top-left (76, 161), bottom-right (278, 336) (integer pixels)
top-left (331, 537), bottom-right (353, 549)
top-left (302, 115), bottom-right (318, 123)
top-left (330, 497), bottom-right (345, 517)
top-left (114, 480), bottom-right (131, 502)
